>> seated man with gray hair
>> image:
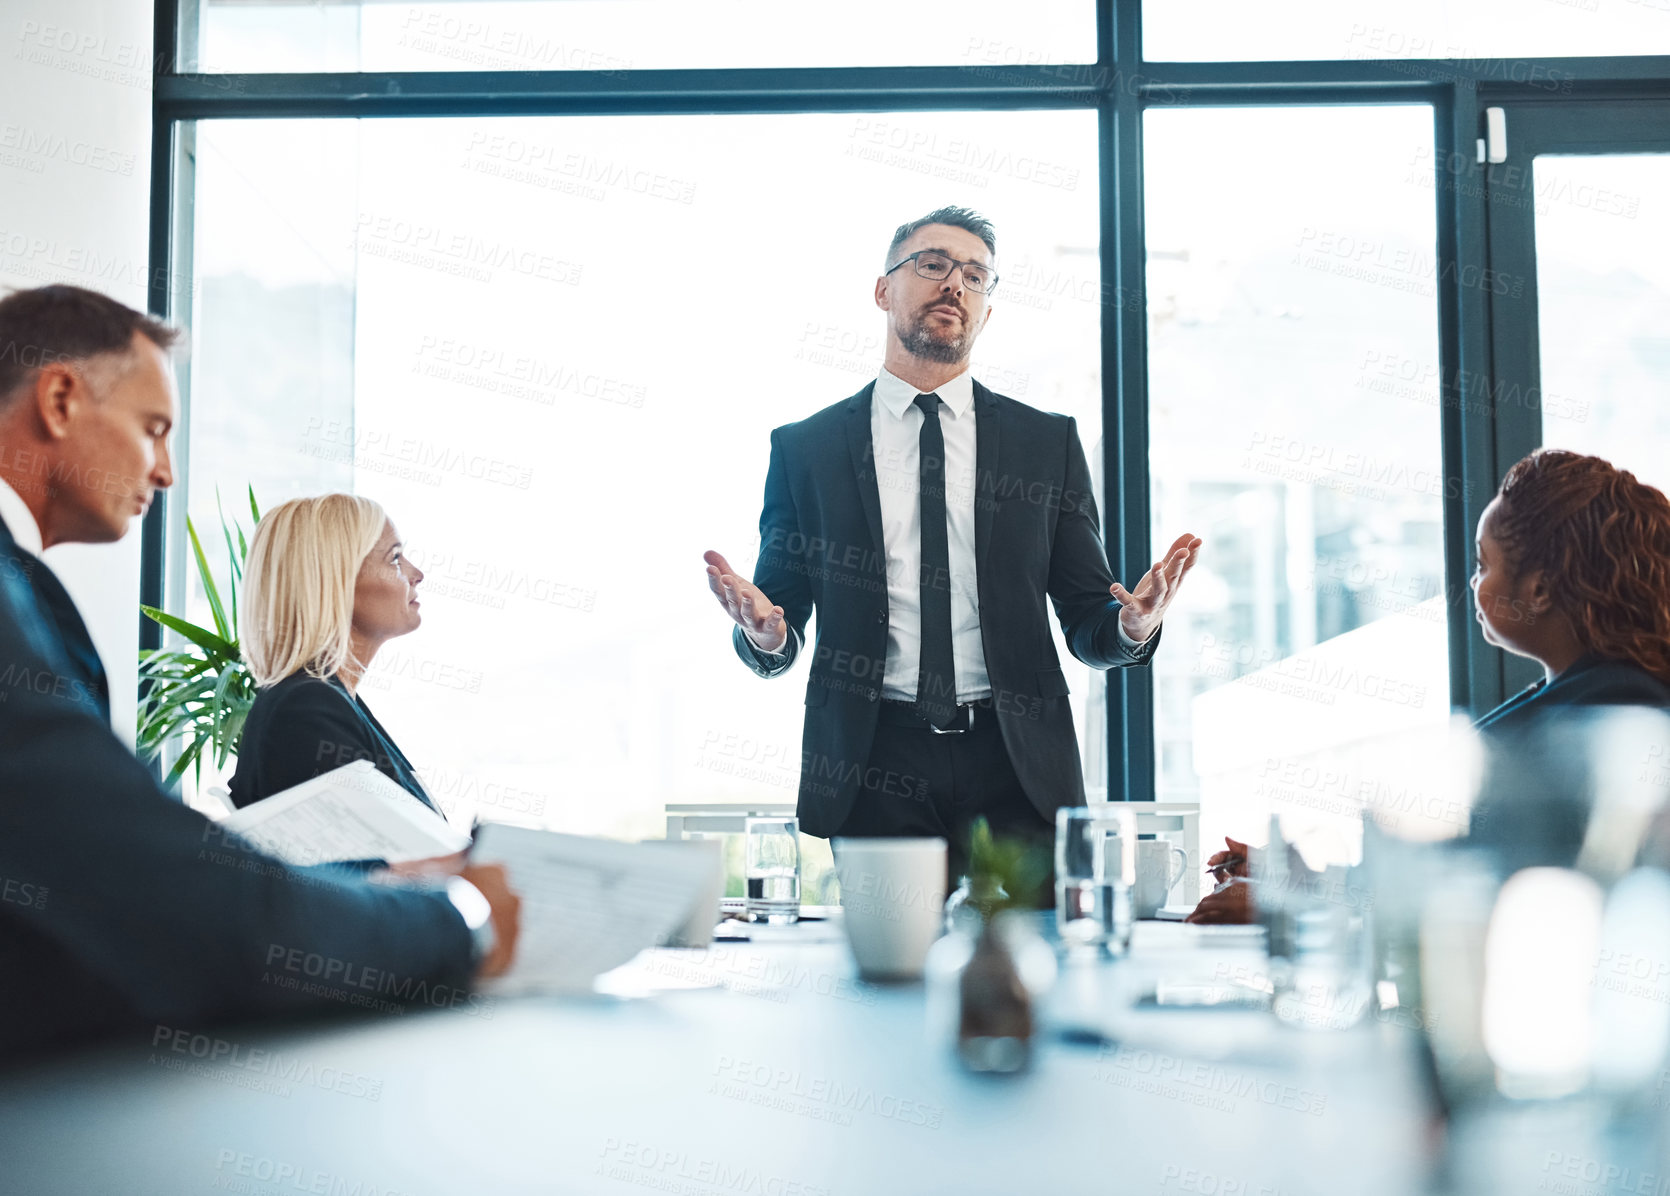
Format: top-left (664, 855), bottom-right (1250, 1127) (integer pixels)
top-left (0, 284), bottom-right (519, 1060)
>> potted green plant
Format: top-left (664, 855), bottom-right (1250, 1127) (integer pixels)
top-left (136, 488), bottom-right (260, 786)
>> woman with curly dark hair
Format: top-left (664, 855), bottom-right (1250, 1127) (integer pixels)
top-left (1472, 448), bottom-right (1670, 732)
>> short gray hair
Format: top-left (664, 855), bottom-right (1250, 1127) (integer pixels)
top-left (885, 207), bottom-right (997, 269)
top-left (0, 284), bottom-right (177, 409)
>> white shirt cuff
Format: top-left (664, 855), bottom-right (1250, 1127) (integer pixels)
top-left (745, 626), bottom-right (791, 658)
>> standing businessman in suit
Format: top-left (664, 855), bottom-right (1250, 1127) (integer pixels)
top-left (0, 284), bottom-right (182, 725)
top-left (705, 207), bottom-right (1200, 877)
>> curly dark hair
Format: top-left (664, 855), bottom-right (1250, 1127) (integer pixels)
top-left (1492, 449), bottom-right (1670, 682)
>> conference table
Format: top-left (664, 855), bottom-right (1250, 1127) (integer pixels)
top-left (0, 915), bottom-right (1620, 1196)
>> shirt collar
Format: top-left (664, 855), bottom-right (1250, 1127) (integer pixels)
top-left (874, 366), bottom-right (975, 422)
top-left (0, 476), bottom-right (43, 556)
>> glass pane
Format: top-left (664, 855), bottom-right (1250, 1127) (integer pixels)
top-left (186, 121), bottom-right (360, 528)
top-left (183, 110), bottom-right (1101, 840)
top-left (1144, 0), bottom-right (1670, 62)
top-left (186, 0), bottom-right (1093, 73)
top-left (1536, 155), bottom-right (1670, 492)
top-left (1145, 105), bottom-right (1450, 866)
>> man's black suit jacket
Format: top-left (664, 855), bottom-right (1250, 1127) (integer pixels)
top-left (0, 512), bottom-right (110, 723)
top-left (0, 541), bottom-right (474, 1061)
top-left (733, 380), bottom-right (1158, 837)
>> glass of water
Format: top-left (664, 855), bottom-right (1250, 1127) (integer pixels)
top-left (1055, 806), bottom-right (1136, 955)
top-left (745, 816), bottom-right (801, 924)
top-left (1262, 813), bottom-right (1373, 1030)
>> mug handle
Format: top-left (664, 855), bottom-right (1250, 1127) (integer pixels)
top-left (1166, 847), bottom-right (1188, 892)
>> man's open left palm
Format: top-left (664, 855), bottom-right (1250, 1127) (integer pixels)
top-left (1112, 532), bottom-right (1202, 642)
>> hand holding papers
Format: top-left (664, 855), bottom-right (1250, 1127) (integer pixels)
top-left (223, 768), bottom-right (717, 994)
top-left (218, 761), bottom-right (470, 866)
top-left (469, 825), bottom-right (718, 995)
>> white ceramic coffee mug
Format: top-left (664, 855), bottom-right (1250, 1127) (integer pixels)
top-left (833, 838), bottom-right (947, 980)
top-left (1132, 839), bottom-right (1188, 919)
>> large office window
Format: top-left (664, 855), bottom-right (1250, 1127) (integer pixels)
top-left (1143, 0), bottom-right (1670, 62)
top-left (182, 111), bottom-right (1102, 837)
top-left (155, 0), bottom-right (1670, 864)
top-left (1144, 105), bottom-right (1449, 859)
top-left (1536, 156), bottom-right (1670, 490)
top-left (185, 0), bottom-right (1095, 73)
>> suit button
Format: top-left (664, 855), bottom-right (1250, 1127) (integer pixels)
top-left (875, 610), bottom-right (887, 624)
top-left (866, 687), bottom-right (878, 701)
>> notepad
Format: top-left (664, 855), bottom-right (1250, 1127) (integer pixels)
top-left (219, 761), bottom-right (470, 866)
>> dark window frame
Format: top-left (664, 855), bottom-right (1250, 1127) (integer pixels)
top-left (146, 0), bottom-right (1670, 798)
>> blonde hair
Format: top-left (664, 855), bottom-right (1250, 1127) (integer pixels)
top-left (242, 494), bottom-right (387, 687)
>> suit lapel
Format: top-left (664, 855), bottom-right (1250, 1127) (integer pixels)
top-left (844, 383), bottom-right (886, 561)
top-left (30, 558), bottom-right (111, 723)
top-left (0, 514), bottom-right (111, 723)
top-left (973, 381), bottom-right (1001, 573)
top-left (0, 518), bottom-right (63, 669)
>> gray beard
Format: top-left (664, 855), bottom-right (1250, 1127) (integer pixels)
top-left (899, 315), bottom-right (971, 365)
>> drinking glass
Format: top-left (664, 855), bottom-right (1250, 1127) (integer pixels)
top-left (1262, 813), bottom-right (1373, 1030)
top-left (745, 816), bottom-right (801, 924)
top-left (1055, 806), bottom-right (1136, 955)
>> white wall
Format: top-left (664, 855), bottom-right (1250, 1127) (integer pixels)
top-left (2, 0), bottom-right (156, 742)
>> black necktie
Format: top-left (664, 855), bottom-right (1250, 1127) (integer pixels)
top-left (913, 394), bottom-right (957, 729)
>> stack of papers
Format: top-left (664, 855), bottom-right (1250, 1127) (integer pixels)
top-left (219, 761), bottom-right (469, 865)
top-left (220, 763), bottom-right (720, 994)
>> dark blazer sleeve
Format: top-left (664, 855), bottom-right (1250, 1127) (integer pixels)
top-left (231, 682), bottom-right (385, 808)
top-left (1047, 417), bottom-right (1160, 671)
top-left (734, 427), bottom-right (815, 678)
top-left (0, 604), bottom-right (475, 1039)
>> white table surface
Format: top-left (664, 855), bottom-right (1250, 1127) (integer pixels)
top-left (0, 918), bottom-right (1441, 1196)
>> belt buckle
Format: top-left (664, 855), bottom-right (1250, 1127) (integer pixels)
top-left (929, 705), bottom-right (971, 734)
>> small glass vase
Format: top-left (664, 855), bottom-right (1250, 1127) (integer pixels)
top-left (925, 909), bottom-right (1057, 1074)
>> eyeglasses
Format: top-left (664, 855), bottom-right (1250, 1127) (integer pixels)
top-left (884, 250), bottom-right (998, 295)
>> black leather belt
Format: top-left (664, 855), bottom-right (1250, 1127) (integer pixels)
top-left (876, 698), bottom-right (989, 734)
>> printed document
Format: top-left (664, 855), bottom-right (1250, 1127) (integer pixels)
top-left (470, 825), bottom-right (717, 994)
top-left (219, 761), bottom-right (469, 865)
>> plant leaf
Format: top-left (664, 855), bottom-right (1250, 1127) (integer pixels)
top-left (216, 489), bottom-right (240, 640)
top-left (217, 702), bottom-right (252, 763)
top-left (139, 711), bottom-right (199, 756)
top-left (207, 667), bottom-right (241, 752)
top-left (187, 516), bottom-right (231, 642)
top-left (141, 657), bottom-right (215, 683)
top-left (166, 735), bottom-right (207, 786)
top-left (140, 606), bottom-right (236, 658)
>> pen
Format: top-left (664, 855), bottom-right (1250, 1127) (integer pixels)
top-left (1206, 853), bottom-right (1245, 881)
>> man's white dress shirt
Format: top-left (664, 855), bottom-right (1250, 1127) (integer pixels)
top-left (867, 367), bottom-right (989, 702)
top-left (0, 476), bottom-right (43, 555)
